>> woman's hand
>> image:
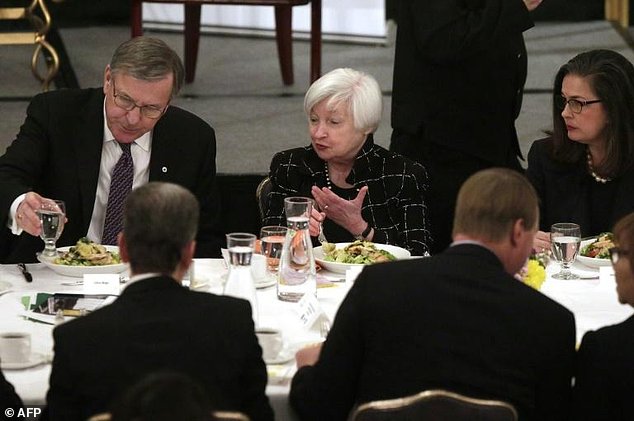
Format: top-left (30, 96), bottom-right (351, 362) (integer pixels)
top-left (311, 185), bottom-right (368, 235)
top-left (533, 230), bottom-right (551, 253)
top-left (309, 207), bottom-right (325, 237)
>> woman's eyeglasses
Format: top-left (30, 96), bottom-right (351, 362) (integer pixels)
top-left (555, 96), bottom-right (602, 114)
top-left (609, 247), bottom-right (629, 265)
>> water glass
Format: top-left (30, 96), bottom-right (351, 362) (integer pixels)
top-left (550, 223), bottom-right (581, 280)
top-left (224, 232), bottom-right (258, 325)
top-left (259, 226), bottom-right (288, 276)
top-left (37, 199), bottom-right (66, 258)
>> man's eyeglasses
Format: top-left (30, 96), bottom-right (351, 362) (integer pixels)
top-left (555, 96), bottom-right (602, 114)
top-left (609, 247), bottom-right (629, 265)
top-left (111, 79), bottom-right (167, 119)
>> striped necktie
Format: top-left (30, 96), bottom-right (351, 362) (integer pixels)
top-left (102, 142), bottom-right (134, 245)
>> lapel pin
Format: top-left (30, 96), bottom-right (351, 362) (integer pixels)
top-left (162, 166), bottom-right (168, 173)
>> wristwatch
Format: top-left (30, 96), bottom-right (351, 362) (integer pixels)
top-left (354, 224), bottom-right (372, 241)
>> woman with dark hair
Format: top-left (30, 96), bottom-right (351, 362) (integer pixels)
top-left (527, 49), bottom-right (634, 250)
top-left (571, 212), bottom-right (634, 420)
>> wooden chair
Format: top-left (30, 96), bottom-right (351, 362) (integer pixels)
top-left (255, 175), bottom-right (272, 221)
top-left (349, 389), bottom-right (518, 421)
top-left (88, 410), bottom-right (249, 421)
top-left (130, 0), bottom-right (321, 85)
top-left (0, 0), bottom-right (61, 91)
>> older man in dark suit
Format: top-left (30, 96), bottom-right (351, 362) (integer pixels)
top-left (290, 168), bottom-right (576, 421)
top-left (44, 182), bottom-right (273, 421)
top-left (390, 0), bottom-right (544, 253)
top-left (0, 36), bottom-right (223, 263)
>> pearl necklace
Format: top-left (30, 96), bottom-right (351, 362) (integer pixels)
top-left (324, 162), bottom-right (332, 189)
top-left (323, 162), bottom-right (359, 191)
top-left (586, 151), bottom-right (612, 184)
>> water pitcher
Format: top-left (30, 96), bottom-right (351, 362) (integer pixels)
top-left (277, 197), bottom-right (317, 302)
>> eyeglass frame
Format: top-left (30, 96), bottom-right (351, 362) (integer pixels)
top-left (556, 95), bottom-right (602, 114)
top-left (609, 247), bottom-right (629, 265)
top-left (110, 79), bottom-right (169, 119)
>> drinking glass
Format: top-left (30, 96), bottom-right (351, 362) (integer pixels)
top-left (224, 232), bottom-right (258, 325)
top-left (259, 226), bottom-right (288, 277)
top-left (277, 197), bottom-right (316, 302)
top-left (550, 223), bottom-right (581, 280)
top-left (37, 199), bottom-right (66, 258)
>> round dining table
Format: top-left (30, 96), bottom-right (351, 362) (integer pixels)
top-left (0, 257), bottom-right (632, 420)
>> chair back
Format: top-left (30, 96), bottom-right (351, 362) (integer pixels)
top-left (255, 176), bottom-right (272, 221)
top-left (87, 411), bottom-right (249, 421)
top-left (349, 389), bottom-right (518, 421)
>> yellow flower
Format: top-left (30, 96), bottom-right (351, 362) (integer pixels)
top-left (523, 259), bottom-right (546, 290)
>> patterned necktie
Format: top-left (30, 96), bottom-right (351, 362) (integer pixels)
top-left (102, 142), bottom-right (134, 245)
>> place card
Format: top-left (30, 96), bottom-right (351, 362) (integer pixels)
top-left (83, 274), bottom-right (120, 295)
top-left (295, 292), bottom-right (323, 329)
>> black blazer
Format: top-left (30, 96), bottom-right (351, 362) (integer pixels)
top-left (290, 244), bottom-right (576, 421)
top-left (391, 0), bottom-right (533, 164)
top-left (45, 276), bottom-right (273, 421)
top-left (526, 138), bottom-right (634, 235)
top-left (572, 315), bottom-right (634, 420)
top-left (0, 88), bottom-right (223, 263)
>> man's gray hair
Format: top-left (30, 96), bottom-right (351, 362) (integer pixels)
top-left (303, 68), bottom-right (382, 133)
top-left (110, 36), bottom-right (185, 98)
top-left (123, 182), bottom-right (199, 274)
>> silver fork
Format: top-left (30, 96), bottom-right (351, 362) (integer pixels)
top-left (318, 220), bottom-right (328, 244)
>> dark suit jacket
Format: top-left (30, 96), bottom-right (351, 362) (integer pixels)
top-left (391, 0), bottom-right (533, 164)
top-left (0, 369), bottom-right (23, 416)
top-left (44, 276), bottom-right (273, 421)
top-left (571, 315), bottom-right (634, 420)
top-left (526, 138), bottom-right (634, 235)
top-left (0, 88), bottom-right (223, 263)
top-left (290, 244), bottom-right (576, 421)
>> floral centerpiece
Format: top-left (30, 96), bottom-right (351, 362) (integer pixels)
top-left (517, 250), bottom-right (549, 290)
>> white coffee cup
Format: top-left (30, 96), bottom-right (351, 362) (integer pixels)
top-left (0, 332), bottom-right (31, 364)
top-left (255, 328), bottom-right (283, 361)
top-left (251, 254), bottom-right (267, 281)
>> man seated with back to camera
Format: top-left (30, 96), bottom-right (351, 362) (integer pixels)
top-left (0, 36), bottom-right (223, 263)
top-left (289, 168), bottom-right (576, 421)
top-left (44, 182), bottom-right (273, 421)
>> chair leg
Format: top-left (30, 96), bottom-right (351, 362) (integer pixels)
top-left (131, 0), bottom-right (143, 37)
top-left (184, 3), bottom-right (202, 84)
top-left (310, 0), bottom-right (322, 83)
top-left (274, 5), bottom-right (293, 86)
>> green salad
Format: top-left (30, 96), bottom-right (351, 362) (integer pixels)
top-left (322, 240), bottom-right (396, 264)
top-left (54, 237), bottom-right (121, 266)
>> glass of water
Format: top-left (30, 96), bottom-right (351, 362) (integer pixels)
top-left (550, 223), bottom-right (581, 280)
top-left (37, 199), bottom-right (66, 258)
top-left (259, 226), bottom-right (288, 277)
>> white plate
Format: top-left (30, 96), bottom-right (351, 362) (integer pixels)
top-left (255, 276), bottom-right (277, 289)
top-left (37, 246), bottom-right (127, 278)
top-left (0, 352), bottom-right (49, 370)
top-left (264, 347), bottom-right (294, 365)
top-left (313, 242), bottom-right (411, 274)
top-left (0, 280), bottom-right (12, 295)
top-left (577, 238), bottom-right (612, 268)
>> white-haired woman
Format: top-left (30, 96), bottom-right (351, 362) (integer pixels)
top-left (263, 68), bottom-right (431, 255)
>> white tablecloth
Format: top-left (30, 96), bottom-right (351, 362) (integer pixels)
top-left (1, 258), bottom-right (632, 418)
top-left (0, 259), bottom-right (351, 420)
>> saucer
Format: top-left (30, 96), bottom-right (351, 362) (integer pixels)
top-left (264, 348), bottom-right (294, 365)
top-left (255, 277), bottom-right (276, 289)
top-left (1, 352), bottom-right (49, 370)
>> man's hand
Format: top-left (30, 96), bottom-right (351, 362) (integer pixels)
top-left (295, 342), bottom-right (323, 368)
top-left (523, 0), bottom-right (543, 12)
top-left (15, 192), bottom-right (46, 236)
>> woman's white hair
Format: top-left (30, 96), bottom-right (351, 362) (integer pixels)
top-left (303, 68), bottom-right (382, 133)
